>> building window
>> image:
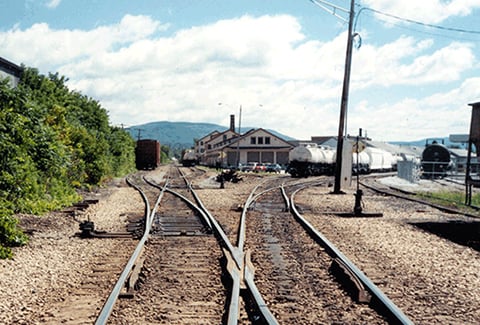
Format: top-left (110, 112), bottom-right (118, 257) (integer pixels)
top-left (258, 137), bottom-right (264, 144)
top-left (250, 137), bottom-right (256, 145)
top-left (265, 137), bottom-right (270, 144)
top-left (223, 134), bottom-right (227, 141)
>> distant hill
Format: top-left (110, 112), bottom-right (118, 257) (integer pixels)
top-left (126, 121), bottom-right (295, 149)
top-left (391, 137), bottom-right (468, 149)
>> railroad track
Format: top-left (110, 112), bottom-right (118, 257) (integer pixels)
top-left (293, 175), bottom-right (480, 324)
top-left (100, 166), bottom-right (235, 323)
top-left (236, 177), bottom-right (412, 324)
top-left (95, 169), bottom-right (416, 324)
top-left (359, 176), bottom-right (480, 218)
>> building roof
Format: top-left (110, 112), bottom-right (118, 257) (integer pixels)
top-left (224, 127), bottom-right (293, 149)
top-left (0, 56), bottom-right (22, 77)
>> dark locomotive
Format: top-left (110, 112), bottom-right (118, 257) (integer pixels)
top-left (135, 139), bottom-right (160, 170)
top-left (181, 149), bottom-right (198, 167)
top-left (421, 141), bottom-right (452, 178)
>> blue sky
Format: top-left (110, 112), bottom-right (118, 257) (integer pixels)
top-left (1, 0), bottom-right (480, 141)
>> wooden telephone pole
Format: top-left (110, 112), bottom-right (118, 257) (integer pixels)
top-left (333, 0), bottom-right (356, 194)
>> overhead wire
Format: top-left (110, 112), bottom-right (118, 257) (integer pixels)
top-left (357, 6), bottom-right (480, 35)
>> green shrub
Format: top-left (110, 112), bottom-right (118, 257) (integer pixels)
top-left (0, 67), bottom-right (136, 259)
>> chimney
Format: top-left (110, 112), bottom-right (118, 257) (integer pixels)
top-left (230, 114), bottom-right (235, 132)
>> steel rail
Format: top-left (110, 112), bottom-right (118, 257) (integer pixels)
top-left (360, 180), bottom-right (480, 218)
top-left (163, 187), bottom-right (213, 230)
top-left (289, 185), bottom-right (414, 325)
top-left (234, 181), bottom-right (280, 325)
top-left (189, 189), bottom-right (243, 325)
top-left (237, 181), bottom-right (266, 253)
top-left (185, 175), bottom-right (277, 324)
top-left (95, 176), bottom-right (166, 325)
top-left (146, 169), bottom-right (245, 324)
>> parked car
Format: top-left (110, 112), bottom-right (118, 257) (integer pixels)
top-left (266, 163), bottom-right (282, 173)
top-left (253, 163), bottom-right (267, 172)
top-left (241, 162), bottom-right (258, 172)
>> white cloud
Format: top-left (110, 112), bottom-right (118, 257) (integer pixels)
top-left (360, 0), bottom-right (480, 24)
top-left (352, 37), bottom-right (475, 87)
top-left (45, 0), bottom-right (61, 9)
top-left (0, 13), bottom-right (477, 141)
top-left (0, 15), bottom-right (167, 70)
top-left (348, 77), bottom-right (480, 141)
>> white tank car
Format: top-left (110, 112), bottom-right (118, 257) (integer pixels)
top-left (322, 146), bottom-right (336, 165)
top-left (364, 147), bottom-right (393, 172)
top-left (352, 151), bottom-right (370, 174)
top-left (288, 144), bottom-right (330, 164)
top-left (288, 144), bottom-right (336, 177)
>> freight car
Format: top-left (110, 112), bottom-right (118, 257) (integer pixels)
top-left (287, 143), bottom-right (394, 178)
top-left (421, 141), bottom-right (452, 178)
top-left (182, 149), bottom-right (197, 167)
top-left (363, 147), bottom-right (394, 172)
top-left (286, 144), bottom-right (335, 177)
top-left (135, 139), bottom-right (160, 170)
top-left (352, 151), bottom-right (370, 174)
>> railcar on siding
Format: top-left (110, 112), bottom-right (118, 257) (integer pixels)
top-left (421, 142), bottom-right (452, 178)
top-left (135, 139), bottom-right (160, 170)
top-left (287, 143), bottom-right (395, 178)
top-left (182, 149), bottom-right (198, 167)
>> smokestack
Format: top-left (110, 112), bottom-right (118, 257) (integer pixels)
top-left (469, 102), bottom-right (480, 157)
top-left (230, 114), bottom-right (235, 132)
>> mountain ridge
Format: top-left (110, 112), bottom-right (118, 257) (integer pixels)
top-left (125, 121), bottom-right (295, 149)
top-left (126, 121), bottom-right (464, 151)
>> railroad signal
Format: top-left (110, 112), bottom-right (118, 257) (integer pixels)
top-left (352, 141), bottom-right (366, 153)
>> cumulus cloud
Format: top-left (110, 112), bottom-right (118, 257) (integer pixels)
top-left (0, 13), bottom-right (477, 141)
top-left (0, 15), bottom-right (166, 70)
top-left (352, 37), bottom-right (475, 87)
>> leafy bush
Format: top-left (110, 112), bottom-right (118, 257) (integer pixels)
top-left (0, 205), bottom-right (29, 259)
top-left (0, 67), bottom-right (136, 258)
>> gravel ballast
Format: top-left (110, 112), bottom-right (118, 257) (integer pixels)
top-left (1, 169), bottom-right (479, 324)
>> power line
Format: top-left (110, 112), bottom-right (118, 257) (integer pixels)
top-left (356, 6), bottom-right (480, 35)
top-left (309, 0), bottom-right (350, 23)
top-left (372, 14), bottom-right (480, 43)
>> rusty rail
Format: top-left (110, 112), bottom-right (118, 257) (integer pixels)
top-left (95, 176), bottom-right (166, 325)
top-left (288, 185), bottom-right (413, 325)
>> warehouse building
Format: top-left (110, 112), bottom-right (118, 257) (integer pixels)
top-left (195, 115), bottom-right (293, 168)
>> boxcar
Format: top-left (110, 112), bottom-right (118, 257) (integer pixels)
top-left (135, 139), bottom-right (160, 170)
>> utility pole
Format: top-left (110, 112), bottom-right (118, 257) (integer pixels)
top-left (236, 105), bottom-right (242, 168)
top-left (333, 0), bottom-right (355, 194)
top-left (135, 128), bottom-right (144, 141)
